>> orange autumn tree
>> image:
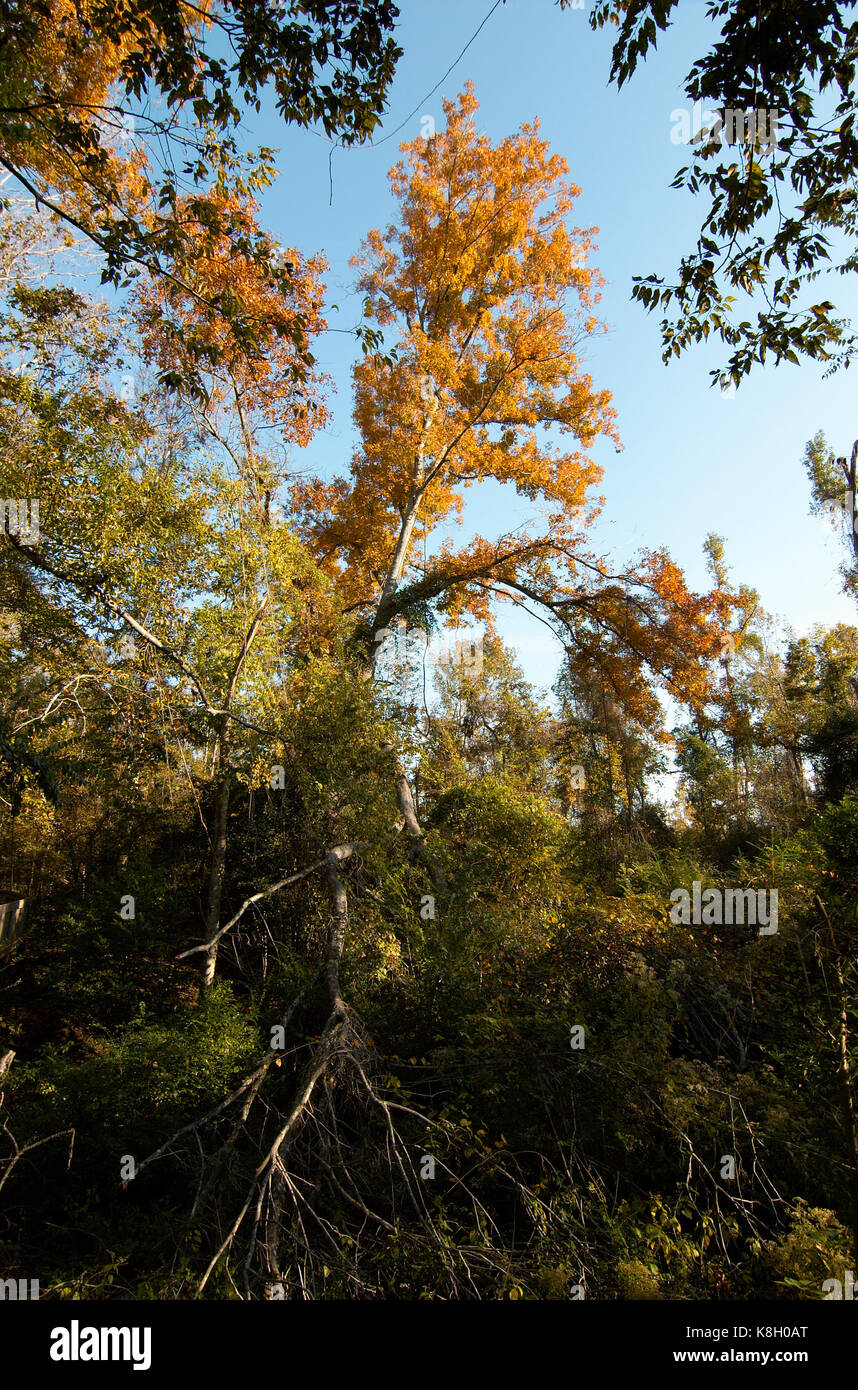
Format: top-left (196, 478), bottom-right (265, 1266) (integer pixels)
top-left (134, 188), bottom-right (329, 431)
top-left (0, 1), bottom-right (399, 390)
top-left (293, 85), bottom-right (724, 723)
top-left (0, 1), bottom-right (145, 196)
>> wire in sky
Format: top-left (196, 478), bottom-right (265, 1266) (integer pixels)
top-left (360, 0), bottom-right (506, 149)
top-left (323, 0), bottom-right (506, 200)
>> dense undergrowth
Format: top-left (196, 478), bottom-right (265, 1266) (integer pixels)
top-left (2, 642), bottom-right (856, 1301)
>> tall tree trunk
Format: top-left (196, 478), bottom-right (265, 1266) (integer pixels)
top-left (833, 968), bottom-right (858, 1269)
top-left (365, 484), bottom-right (446, 894)
top-left (203, 719), bottom-right (231, 989)
top-left (200, 594), bottom-right (271, 990)
top-left (849, 439), bottom-right (858, 568)
top-left (364, 499), bottom-right (421, 678)
top-left (816, 895), bottom-right (858, 1268)
top-left (790, 745), bottom-right (807, 808)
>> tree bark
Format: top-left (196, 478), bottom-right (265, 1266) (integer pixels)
top-left (201, 594), bottom-right (271, 989)
top-left (363, 499), bottom-right (421, 679)
top-left (203, 718), bottom-right (231, 989)
top-left (815, 895), bottom-right (858, 1267)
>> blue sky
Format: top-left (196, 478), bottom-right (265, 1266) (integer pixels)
top-left (243, 0), bottom-right (857, 695)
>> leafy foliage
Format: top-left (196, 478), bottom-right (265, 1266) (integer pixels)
top-left (582, 0), bottom-right (858, 385)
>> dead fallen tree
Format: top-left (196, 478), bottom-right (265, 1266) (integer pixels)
top-left (0, 1050), bottom-right (75, 1200)
top-left (135, 841), bottom-right (570, 1299)
top-left (176, 842), bottom-right (368, 989)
